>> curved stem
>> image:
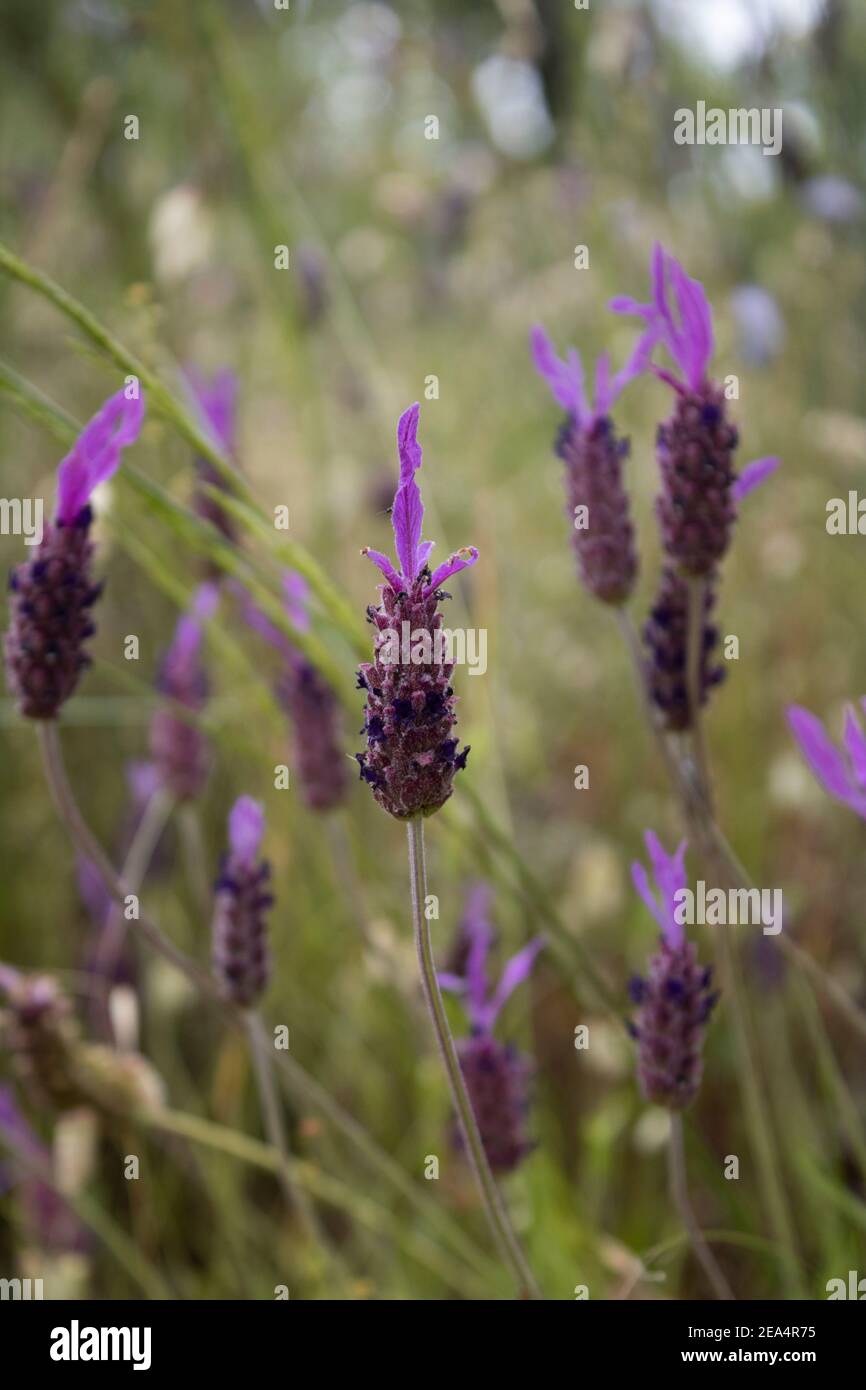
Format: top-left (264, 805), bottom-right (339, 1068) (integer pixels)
top-left (668, 1115), bottom-right (735, 1301)
top-left (407, 818), bottom-right (542, 1300)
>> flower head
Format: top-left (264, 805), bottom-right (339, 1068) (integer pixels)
top-left (530, 325), bottom-right (652, 603)
top-left (211, 797), bottom-right (273, 1008)
top-left (629, 832), bottom-right (718, 1110)
top-left (787, 702), bottom-right (866, 819)
top-left (611, 246), bottom-right (780, 575)
top-left (357, 405), bottom-right (477, 819)
top-left (5, 387), bottom-right (144, 719)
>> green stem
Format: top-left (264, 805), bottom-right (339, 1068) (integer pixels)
top-left (407, 818), bottom-right (542, 1300)
top-left (668, 1115), bottom-right (735, 1300)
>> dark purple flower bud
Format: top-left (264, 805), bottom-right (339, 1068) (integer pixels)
top-left (357, 405), bottom-right (478, 820)
top-left (642, 565), bottom-right (725, 731)
top-left (4, 388), bottom-right (144, 719)
top-left (148, 583), bottom-right (218, 801)
top-left (609, 245), bottom-right (780, 576)
top-left (277, 657), bottom-right (348, 811)
top-left (0, 970), bottom-right (82, 1110)
top-left (241, 572), bottom-right (348, 813)
top-left (211, 798), bottom-right (273, 1008)
top-left (454, 1034), bottom-right (533, 1174)
top-left (531, 325), bottom-right (653, 604)
top-left (630, 833), bottom-right (718, 1110)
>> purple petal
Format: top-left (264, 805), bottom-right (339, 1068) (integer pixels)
top-left (185, 368), bottom-right (238, 456)
top-left (425, 547), bottom-right (479, 594)
top-left (281, 571), bottom-right (310, 633)
top-left (732, 456), bottom-right (781, 502)
top-left (631, 860), bottom-right (666, 933)
top-left (392, 478), bottom-right (425, 581)
top-left (397, 403), bottom-right (423, 485)
top-left (786, 705), bottom-right (857, 805)
top-left (362, 546), bottom-right (403, 591)
top-left (126, 760), bottom-right (161, 806)
top-left (668, 257), bottom-right (713, 388)
top-left (228, 796), bottom-right (265, 864)
top-left (437, 972), bottom-right (467, 995)
top-left (609, 325), bottom-right (658, 400)
top-left (530, 325), bottom-right (588, 422)
top-left (55, 387), bottom-right (145, 523)
top-left (464, 911), bottom-right (495, 1027)
top-left (843, 705), bottom-right (866, 791)
top-left (485, 937), bottom-right (545, 1027)
top-left (634, 831), bottom-right (688, 949)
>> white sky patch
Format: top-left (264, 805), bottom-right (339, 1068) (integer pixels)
top-left (650, 0), bottom-right (824, 71)
top-left (472, 56), bottom-right (555, 160)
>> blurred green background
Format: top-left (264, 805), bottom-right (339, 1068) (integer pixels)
top-left (1, 0), bottom-right (865, 1301)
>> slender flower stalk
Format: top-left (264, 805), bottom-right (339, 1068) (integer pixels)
top-left (668, 1113), bottom-right (734, 1301)
top-left (357, 405), bottom-right (538, 1297)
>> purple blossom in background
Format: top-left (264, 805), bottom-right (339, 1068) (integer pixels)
top-left (149, 583), bottom-right (219, 801)
top-left (0, 1087), bottom-right (87, 1255)
top-left (443, 880), bottom-right (495, 977)
top-left (629, 832), bottom-right (718, 1110)
top-left (610, 244), bottom-right (779, 576)
top-left (186, 368), bottom-right (239, 558)
top-left (4, 386), bottom-right (144, 719)
top-left (439, 889), bottom-right (543, 1174)
top-left (241, 573), bottom-right (348, 812)
top-left (530, 324), bottom-right (651, 604)
top-left (786, 702), bottom-right (866, 819)
top-left (211, 797), bottom-right (273, 1008)
top-left (642, 565), bottom-right (725, 731)
top-left (356, 404), bottom-right (478, 819)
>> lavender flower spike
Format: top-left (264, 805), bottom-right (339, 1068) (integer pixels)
top-left (610, 245), bottom-right (780, 576)
top-left (356, 404), bottom-right (478, 820)
top-left (5, 386), bottom-right (144, 719)
top-left (439, 888), bottom-right (544, 1173)
top-left (642, 565), bottom-right (725, 731)
top-left (629, 832), bottom-right (718, 1110)
top-left (212, 797), bottom-right (274, 1008)
top-left (149, 582), bottom-right (219, 801)
top-left (531, 324), bottom-right (651, 604)
top-left (244, 572), bottom-right (348, 812)
top-left (787, 702), bottom-right (866, 819)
